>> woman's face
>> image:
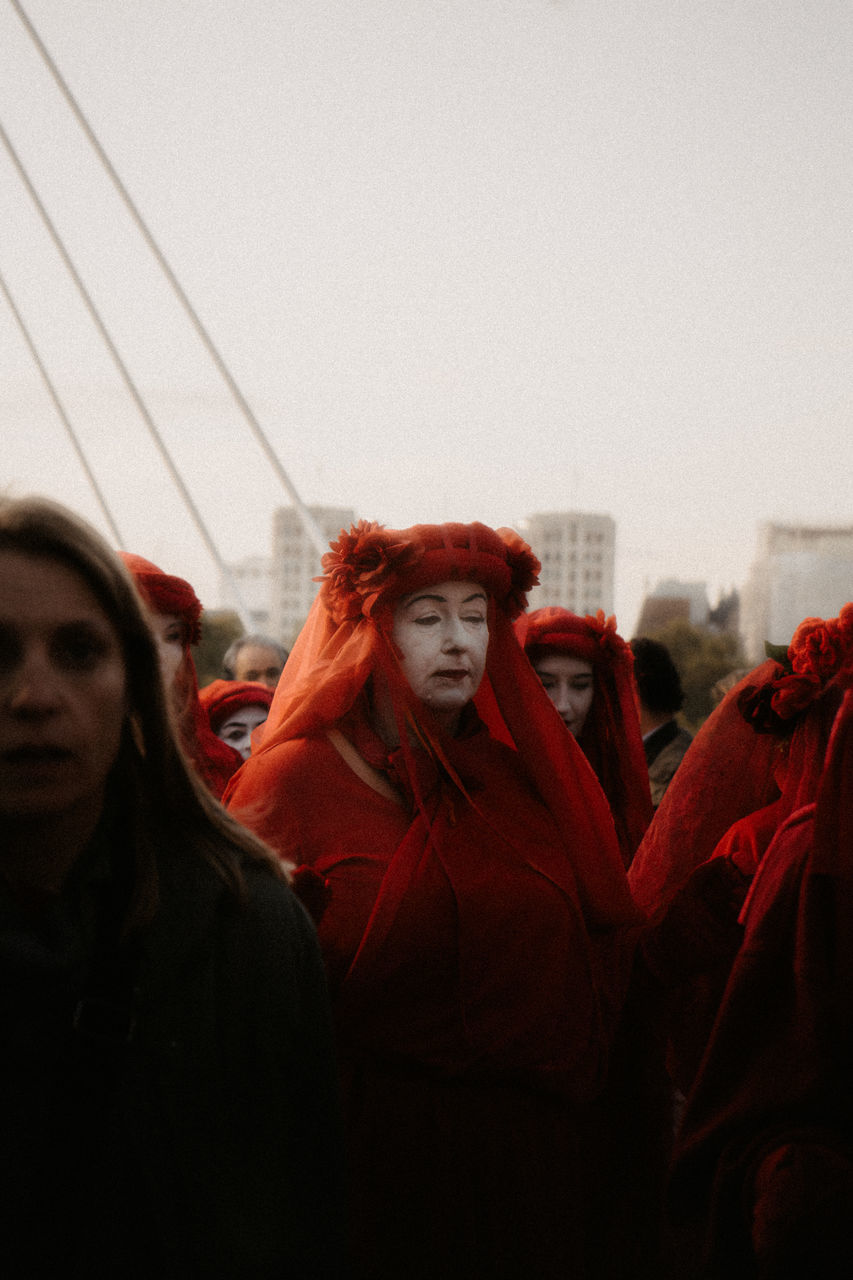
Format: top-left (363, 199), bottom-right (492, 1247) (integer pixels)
top-left (533, 653), bottom-right (595, 737)
top-left (0, 550), bottom-right (127, 826)
top-left (148, 611), bottom-right (186, 688)
top-left (215, 704), bottom-right (270, 760)
top-left (392, 579), bottom-right (489, 731)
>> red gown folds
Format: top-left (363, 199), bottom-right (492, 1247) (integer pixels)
top-left (226, 520), bottom-right (645, 1278)
top-left (231, 701), bottom-right (621, 1277)
top-left (669, 686), bottom-right (853, 1278)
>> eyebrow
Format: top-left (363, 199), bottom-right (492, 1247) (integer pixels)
top-left (404, 591), bottom-right (487, 607)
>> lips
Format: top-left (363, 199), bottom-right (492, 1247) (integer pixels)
top-left (432, 669), bottom-right (470, 681)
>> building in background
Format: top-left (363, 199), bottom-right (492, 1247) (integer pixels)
top-left (635, 579), bottom-right (710, 634)
top-left (219, 554), bottom-right (274, 632)
top-left (271, 504), bottom-right (356, 646)
top-left (521, 511), bottom-right (615, 615)
top-left (634, 579), bottom-right (741, 640)
top-left (740, 522), bottom-right (853, 661)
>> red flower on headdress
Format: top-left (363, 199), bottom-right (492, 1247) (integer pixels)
top-left (496, 528), bottom-right (541, 619)
top-left (770, 670), bottom-right (823, 719)
top-left (739, 604), bottom-right (853, 731)
top-left (790, 615), bottom-right (845, 681)
top-left (839, 603), bottom-right (853, 644)
top-left (583, 609), bottom-right (632, 665)
top-left (320, 521), bottom-right (423, 623)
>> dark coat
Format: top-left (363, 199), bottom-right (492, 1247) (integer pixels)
top-left (1, 838), bottom-right (345, 1278)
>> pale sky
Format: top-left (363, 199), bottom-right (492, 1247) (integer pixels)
top-left (2, 0), bottom-right (851, 634)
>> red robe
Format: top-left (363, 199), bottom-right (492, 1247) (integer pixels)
top-left (670, 789), bottom-right (853, 1276)
top-left (228, 706), bottom-right (630, 1277)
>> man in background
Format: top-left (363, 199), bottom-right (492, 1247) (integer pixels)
top-left (222, 633), bottom-right (288, 689)
top-left (630, 636), bottom-right (693, 807)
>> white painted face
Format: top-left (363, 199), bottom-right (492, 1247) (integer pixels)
top-left (533, 653), bottom-right (595, 737)
top-left (0, 550), bottom-right (127, 826)
top-left (215, 704), bottom-right (270, 760)
top-left (148, 611), bottom-right (185, 689)
top-left (392, 579), bottom-right (489, 732)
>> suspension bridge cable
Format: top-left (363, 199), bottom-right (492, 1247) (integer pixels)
top-left (0, 117), bottom-right (254, 631)
top-left (11, 0), bottom-right (329, 559)
top-left (0, 264), bottom-right (126, 547)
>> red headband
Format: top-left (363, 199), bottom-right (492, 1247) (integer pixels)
top-left (319, 520), bottom-right (540, 624)
top-left (519, 607), bottom-right (632, 669)
top-left (199, 679), bottom-right (274, 732)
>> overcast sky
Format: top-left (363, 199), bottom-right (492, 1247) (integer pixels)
top-left (2, 0), bottom-right (851, 633)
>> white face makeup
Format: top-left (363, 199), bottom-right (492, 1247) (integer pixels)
top-left (148, 611), bottom-right (186, 689)
top-left (0, 550), bottom-right (127, 828)
top-left (533, 654), bottom-right (595, 737)
top-left (392, 579), bottom-right (489, 732)
top-left (215, 704), bottom-right (270, 760)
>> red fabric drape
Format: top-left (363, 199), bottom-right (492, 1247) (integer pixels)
top-left (225, 520), bottom-right (646, 1275)
top-left (669, 686), bottom-right (853, 1274)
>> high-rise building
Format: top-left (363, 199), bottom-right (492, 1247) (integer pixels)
top-left (634, 579), bottom-right (709, 634)
top-left (219, 554), bottom-right (274, 632)
top-left (520, 511), bottom-right (615, 615)
top-left (741, 522), bottom-right (853, 661)
top-left (271, 504), bottom-right (356, 645)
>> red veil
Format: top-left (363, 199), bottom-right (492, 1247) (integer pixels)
top-left (629, 603), bottom-right (853, 922)
top-left (668, 666), bottom-right (853, 1275)
top-left (120, 553), bottom-right (241, 798)
top-left (225, 521), bottom-right (649, 1274)
top-left (229, 521), bottom-right (637, 932)
top-left (516, 606), bottom-right (653, 867)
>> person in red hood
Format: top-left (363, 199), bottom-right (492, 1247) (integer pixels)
top-left (669, 638), bottom-right (853, 1278)
top-left (119, 552), bottom-right (241, 797)
top-left (199, 678), bottom-right (273, 761)
top-left (226, 519), bottom-right (642, 1279)
top-left (517, 606), bottom-right (653, 868)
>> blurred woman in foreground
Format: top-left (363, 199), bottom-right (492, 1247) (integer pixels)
top-left (227, 519), bottom-right (641, 1279)
top-left (0, 497), bottom-right (343, 1277)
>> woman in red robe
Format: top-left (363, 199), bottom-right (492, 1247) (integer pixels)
top-left (226, 520), bottom-right (642, 1278)
top-left (670, 650), bottom-right (853, 1278)
top-left (517, 606), bottom-right (653, 868)
top-left (632, 609), bottom-right (851, 1098)
top-left (120, 552), bottom-right (241, 797)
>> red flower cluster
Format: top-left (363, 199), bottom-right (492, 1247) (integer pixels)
top-left (495, 528), bottom-right (541, 620)
top-left (320, 521), bottom-right (422, 623)
top-left (585, 608), bottom-right (632, 665)
top-left (738, 604), bottom-right (853, 731)
top-left (790, 615), bottom-right (847, 681)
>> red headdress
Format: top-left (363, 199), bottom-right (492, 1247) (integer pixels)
top-left (516, 607), bottom-right (652, 867)
top-left (629, 604), bottom-right (853, 920)
top-left (198, 679), bottom-right (274, 733)
top-left (119, 552), bottom-right (203, 644)
top-left (229, 520), bottom-right (638, 930)
top-left (120, 552), bottom-right (241, 798)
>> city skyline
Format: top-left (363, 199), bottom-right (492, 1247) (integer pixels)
top-left (3, 1), bottom-right (851, 635)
